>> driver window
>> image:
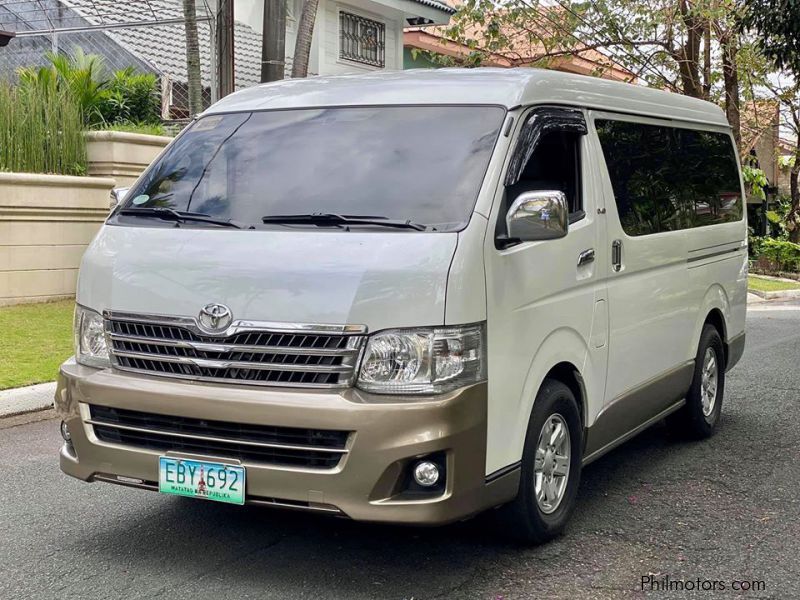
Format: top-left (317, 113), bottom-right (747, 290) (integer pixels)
top-left (507, 130), bottom-right (582, 216)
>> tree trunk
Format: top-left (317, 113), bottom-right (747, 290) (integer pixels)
top-left (291, 0), bottom-right (320, 78)
top-left (702, 20), bottom-right (712, 100)
top-left (720, 31), bottom-right (741, 149)
top-left (676, 0), bottom-right (704, 98)
top-left (183, 0), bottom-right (203, 115)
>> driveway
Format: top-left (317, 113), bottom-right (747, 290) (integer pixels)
top-left (1, 307), bottom-right (798, 599)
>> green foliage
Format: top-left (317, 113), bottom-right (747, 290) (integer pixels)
top-left (742, 164), bottom-right (767, 200)
top-left (98, 68), bottom-right (161, 126)
top-left (742, 0), bottom-right (800, 74)
top-left (99, 122), bottom-right (167, 136)
top-left (753, 238), bottom-right (800, 272)
top-left (19, 49), bottom-right (108, 127)
top-left (18, 50), bottom-right (161, 129)
top-left (0, 79), bottom-right (86, 175)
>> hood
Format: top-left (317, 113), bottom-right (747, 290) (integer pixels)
top-left (77, 225), bottom-right (458, 331)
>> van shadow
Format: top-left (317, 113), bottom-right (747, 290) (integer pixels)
top-left (64, 415), bottom-right (744, 597)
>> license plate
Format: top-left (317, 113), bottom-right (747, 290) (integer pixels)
top-left (158, 456), bottom-right (245, 505)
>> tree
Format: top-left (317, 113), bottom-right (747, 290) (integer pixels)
top-left (183, 0), bottom-right (203, 116)
top-left (742, 0), bottom-right (800, 240)
top-left (292, 0), bottom-right (320, 77)
top-left (439, 1), bottom-right (749, 142)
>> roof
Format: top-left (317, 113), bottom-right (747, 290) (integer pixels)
top-left (409, 0), bottom-right (456, 13)
top-left (64, 0), bottom-right (262, 89)
top-left (0, 0), bottom-right (262, 90)
top-left (206, 67), bottom-right (729, 127)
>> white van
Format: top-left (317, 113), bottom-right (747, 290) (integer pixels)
top-left (56, 68), bottom-right (747, 543)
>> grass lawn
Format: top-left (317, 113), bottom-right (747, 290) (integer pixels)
top-left (0, 300), bottom-right (74, 390)
top-left (748, 275), bottom-right (800, 293)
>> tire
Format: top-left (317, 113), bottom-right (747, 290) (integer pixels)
top-left (497, 379), bottom-right (583, 544)
top-left (667, 324), bottom-right (725, 439)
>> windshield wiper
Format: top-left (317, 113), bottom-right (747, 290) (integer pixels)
top-left (260, 213), bottom-right (428, 231)
top-left (119, 207), bottom-right (242, 229)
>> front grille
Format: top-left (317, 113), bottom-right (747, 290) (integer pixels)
top-left (106, 316), bottom-right (365, 388)
top-left (88, 405), bottom-right (350, 469)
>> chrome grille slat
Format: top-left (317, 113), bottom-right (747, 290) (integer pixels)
top-left (111, 350), bottom-right (353, 373)
top-left (108, 333), bottom-right (360, 356)
top-left (88, 405), bottom-right (351, 469)
top-left (105, 314), bottom-right (365, 388)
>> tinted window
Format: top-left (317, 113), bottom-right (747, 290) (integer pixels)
top-left (596, 120), bottom-right (743, 236)
top-left (115, 106), bottom-right (505, 231)
top-left (510, 130), bottom-right (582, 214)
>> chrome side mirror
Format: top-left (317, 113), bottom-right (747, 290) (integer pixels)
top-left (110, 187), bottom-right (130, 209)
top-left (505, 190), bottom-right (568, 242)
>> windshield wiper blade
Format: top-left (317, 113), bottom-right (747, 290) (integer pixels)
top-left (260, 213), bottom-right (428, 231)
top-left (119, 207), bottom-right (242, 229)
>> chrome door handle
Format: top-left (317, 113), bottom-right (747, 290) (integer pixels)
top-left (577, 248), bottom-right (595, 266)
top-left (611, 239), bottom-right (623, 272)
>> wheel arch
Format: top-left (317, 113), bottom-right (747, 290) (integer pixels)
top-left (693, 284), bottom-right (731, 367)
top-left (509, 327), bottom-right (590, 467)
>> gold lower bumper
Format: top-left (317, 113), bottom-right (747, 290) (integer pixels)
top-left (55, 359), bottom-right (518, 524)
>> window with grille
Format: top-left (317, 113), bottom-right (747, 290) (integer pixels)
top-left (339, 12), bottom-right (385, 68)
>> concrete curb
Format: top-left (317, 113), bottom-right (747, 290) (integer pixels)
top-left (0, 382), bottom-right (55, 418)
top-left (748, 288), bottom-right (800, 300)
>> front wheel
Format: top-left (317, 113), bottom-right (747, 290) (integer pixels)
top-left (497, 379), bottom-right (582, 544)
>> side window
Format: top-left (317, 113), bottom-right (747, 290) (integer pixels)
top-left (508, 130), bottom-right (582, 216)
top-left (595, 120), bottom-right (743, 236)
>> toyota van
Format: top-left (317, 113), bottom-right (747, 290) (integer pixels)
top-left (56, 68), bottom-right (747, 543)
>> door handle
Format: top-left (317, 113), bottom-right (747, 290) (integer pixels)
top-left (611, 239), bottom-right (623, 272)
top-left (577, 248), bottom-right (595, 266)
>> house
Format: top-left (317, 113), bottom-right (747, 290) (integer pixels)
top-left (0, 0), bottom-right (455, 112)
top-left (0, 0), bottom-right (266, 117)
top-left (402, 3), bottom-right (635, 82)
top-left (235, 0), bottom-right (454, 77)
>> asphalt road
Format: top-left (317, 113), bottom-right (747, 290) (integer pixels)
top-left (1, 307), bottom-right (799, 600)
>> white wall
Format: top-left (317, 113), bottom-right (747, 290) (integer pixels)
top-left (317, 0), bottom-right (404, 75)
top-left (235, 0), bottom-right (403, 78)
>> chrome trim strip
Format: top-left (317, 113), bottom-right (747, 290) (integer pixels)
top-left (108, 333), bottom-right (362, 356)
top-left (103, 310), bottom-right (368, 336)
top-left (111, 350), bottom-right (353, 373)
top-left (109, 364), bottom-right (357, 389)
top-left (86, 419), bottom-right (349, 454)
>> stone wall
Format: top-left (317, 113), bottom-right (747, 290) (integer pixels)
top-left (0, 173), bottom-right (115, 306)
top-left (85, 130), bottom-right (171, 187)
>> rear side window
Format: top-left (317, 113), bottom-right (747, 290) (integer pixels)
top-left (596, 120), bottom-right (743, 236)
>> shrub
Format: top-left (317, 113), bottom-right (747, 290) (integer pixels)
top-left (0, 79), bottom-right (86, 175)
top-left (98, 67), bottom-right (161, 126)
top-left (19, 50), bottom-right (161, 129)
top-left (754, 238), bottom-right (800, 273)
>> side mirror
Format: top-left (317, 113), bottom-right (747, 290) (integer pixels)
top-left (110, 187), bottom-right (130, 209)
top-left (505, 190), bottom-right (568, 243)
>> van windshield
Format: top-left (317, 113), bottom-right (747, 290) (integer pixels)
top-left (115, 106), bottom-right (506, 232)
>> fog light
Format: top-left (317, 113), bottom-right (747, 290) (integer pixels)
top-left (413, 460), bottom-right (440, 487)
top-left (60, 420), bottom-right (71, 442)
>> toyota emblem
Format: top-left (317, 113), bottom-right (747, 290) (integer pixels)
top-left (198, 303), bottom-right (233, 333)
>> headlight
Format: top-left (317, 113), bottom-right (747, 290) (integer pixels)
top-left (357, 323), bottom-right (486, 395)
top-left (74, 305), bottom-right (110, 368)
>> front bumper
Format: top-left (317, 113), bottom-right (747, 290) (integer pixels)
top-left (55, 359), bottom-right (517, 524)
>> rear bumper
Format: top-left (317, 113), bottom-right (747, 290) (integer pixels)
top-left (55, 359), bottom-right (517, 524)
